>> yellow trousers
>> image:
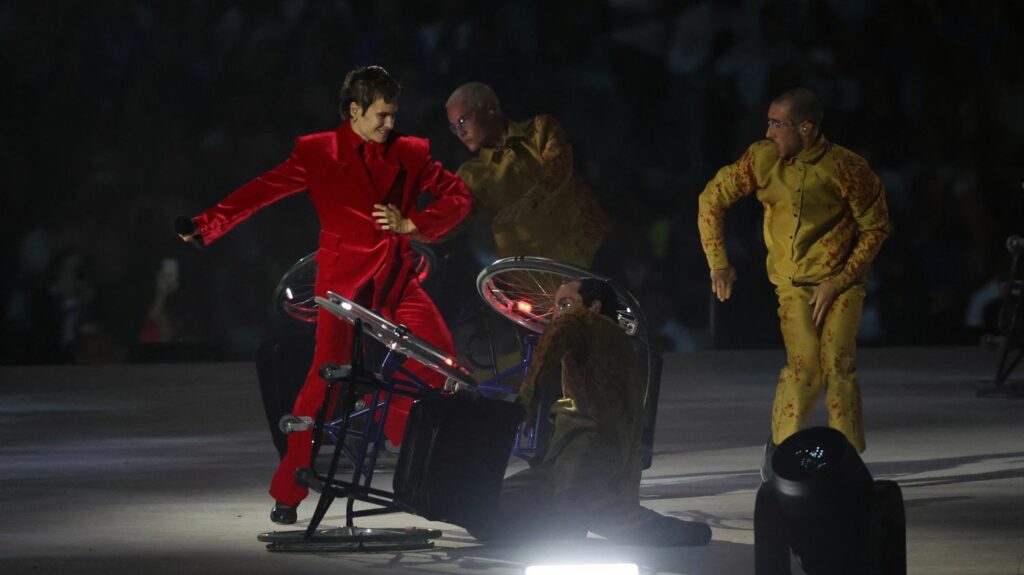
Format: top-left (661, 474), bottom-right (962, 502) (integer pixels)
top-left (771, 284), bottom-right (866, 452)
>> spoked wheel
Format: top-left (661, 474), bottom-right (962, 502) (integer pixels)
top-left (476, 256), bottom-right (644, 339)
top-left (476, 257), bottom-right (658, 461)
top-left (273, 243), bottom-right (437, 323)
top-left (274, 252), bottom-right (318, 323)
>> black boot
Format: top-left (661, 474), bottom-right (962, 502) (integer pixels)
top-left (270, 502), bottom-right (297, 525)
top-left (645, 516), bottom-right (713, 547)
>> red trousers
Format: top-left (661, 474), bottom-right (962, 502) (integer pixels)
top-left (269, 281), bottom-right (453, 505)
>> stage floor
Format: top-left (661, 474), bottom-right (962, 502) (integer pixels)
top-left (2, 346), bottom-right (1022, 574)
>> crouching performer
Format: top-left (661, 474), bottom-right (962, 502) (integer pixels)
top-left (465, 279), bottom-right (712, 546)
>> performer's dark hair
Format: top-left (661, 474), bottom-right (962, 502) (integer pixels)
top-left (339, 66), bottom-right (401, 120)
top-left (578, 278), bottom-right (619, 320)
top-left (773, 87), bottom-right (823, 126)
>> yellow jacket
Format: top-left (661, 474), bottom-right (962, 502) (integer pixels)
top-left (457, 115), bottom-right (608, 268)
top-left (698, 137), bottom-right (889, 291)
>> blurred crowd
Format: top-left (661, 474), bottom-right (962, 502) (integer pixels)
top-left (2, 0), bottom-right (1022, 364)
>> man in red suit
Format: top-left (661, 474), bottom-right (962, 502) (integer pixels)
top-left (178, 66), bottom-right (472, 524)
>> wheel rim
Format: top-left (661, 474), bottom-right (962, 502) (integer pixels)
top-left (274, 243), bottom-right (436, 323)
top-left (476, 256), bottom-right (641, 337)
top-left (274, 252), bottom-right (319, 323)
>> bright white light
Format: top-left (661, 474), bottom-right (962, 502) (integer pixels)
top-left (341, 302), bottom-right (352, 310)
top-left (285, 288), bottom-right (294, 300)
top-left (525, 564), bottom-right (639, 575)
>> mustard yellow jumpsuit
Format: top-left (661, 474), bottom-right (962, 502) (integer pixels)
top-left (697, 138), bottom-right (889, 452)
top-left (456, 115), bottom-right (608, 268)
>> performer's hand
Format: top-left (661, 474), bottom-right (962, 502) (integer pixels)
top-left (493, 196), bottom-right (537, 226)
top-left (174, 215), bottom-right (203, 247)
top-left (809, 280), bottom-right (839, 328)
top-left (372, 203), bottom-right (417, 234)
top-left (710, 266), bottom-right (737, 302)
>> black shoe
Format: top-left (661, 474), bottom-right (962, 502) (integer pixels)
top-left (623, 516), bottom-right (712, 547)
top-left (270, 502), bottom-right (297, 525)
top-left (760, 440), bottom-right (778, 482)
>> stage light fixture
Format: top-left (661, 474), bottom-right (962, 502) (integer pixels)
top-left (754, 427), bottom-right (906, 575)
top-left (525, 563), bottom-right (639, 575)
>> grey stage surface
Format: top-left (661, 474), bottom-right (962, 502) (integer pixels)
top-left (1, 346), bottom-right (1022, 574)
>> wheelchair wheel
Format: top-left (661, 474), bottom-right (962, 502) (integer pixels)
top-left (476, 256), bottom-right (643, 338)
top-left (273, 243), bottom-right (437, 323)
top-left (476, 257), bottom-right (660, 466)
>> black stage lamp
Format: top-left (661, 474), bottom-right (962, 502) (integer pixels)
top-left (754, 427), bottom-right (906, 575)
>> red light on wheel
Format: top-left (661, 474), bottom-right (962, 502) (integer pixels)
top-left (515, 301), bottom-right (533, 314)
top-left (416, 261), bottom-right (431, 283)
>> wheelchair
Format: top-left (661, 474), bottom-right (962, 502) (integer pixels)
top-left (259, 290), bottom-right (522, 551)
top-left (979, 236), bottom-right (1024, 396)
top-left (258, 256), bottom-right (661, 551)
top-left (474, 256), bottom-right (662, 468)
top-left (991, 236), bottom-right (1024, 388)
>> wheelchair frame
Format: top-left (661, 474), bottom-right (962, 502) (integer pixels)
top-left (259, 291), bottom-right (478, 551)
top-left (979, 239), bottom-right (1024, 396)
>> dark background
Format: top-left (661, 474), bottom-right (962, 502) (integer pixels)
top-left (3, 0), bottom-right (1022, 365)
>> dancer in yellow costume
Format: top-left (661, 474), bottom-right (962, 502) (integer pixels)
top-left (445, 82), bottom-right (608, 269)
top-left (697, 88), bottom-right (889, 468)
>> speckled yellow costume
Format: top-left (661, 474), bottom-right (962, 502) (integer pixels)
top-left (697, 138), bottom-right (889, 452)
top-left (456, 115), bottom-right (608, 268)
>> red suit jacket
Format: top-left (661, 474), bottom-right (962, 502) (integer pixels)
top-left (193, 122), bottom-right (472, 309)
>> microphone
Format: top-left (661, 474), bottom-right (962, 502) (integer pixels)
top-left (1007, 235), bottom-right (1024, 255)
top-left (174, 216), bottom-right (205, 249)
